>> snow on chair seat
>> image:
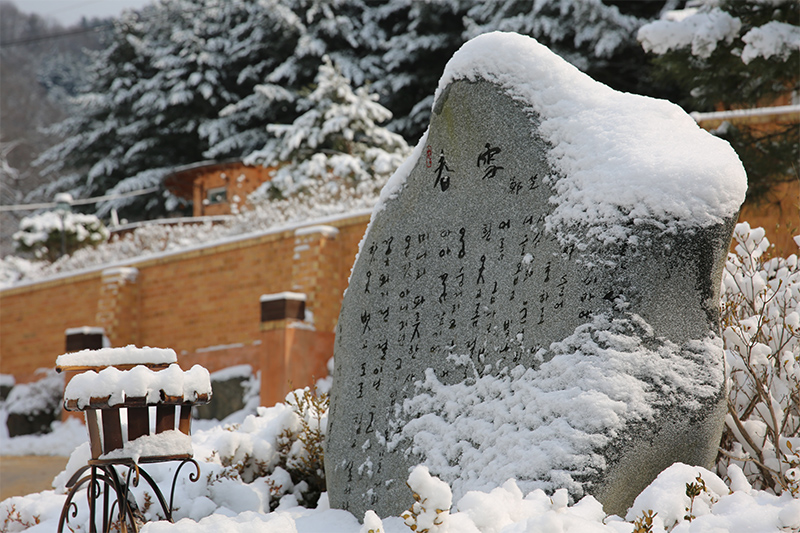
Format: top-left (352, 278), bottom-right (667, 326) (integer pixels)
top-left (56, 344), bottom-right (178, 373)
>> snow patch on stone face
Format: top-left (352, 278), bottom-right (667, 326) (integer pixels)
top-left (426, 32), bottom-right (745, 242)
top-left (390, 314), bottom-right (723, 502)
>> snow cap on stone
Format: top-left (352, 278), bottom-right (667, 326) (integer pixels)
top-left (416, 32), bottom-right (747, 238)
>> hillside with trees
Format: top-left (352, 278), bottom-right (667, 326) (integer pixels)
top-left (19, 0), bottom-right (684, 225)
top-left (0, 1), bottom-right (104, 252)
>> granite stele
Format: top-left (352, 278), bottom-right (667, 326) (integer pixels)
top-left (325, 32), bottom-right (747, 519)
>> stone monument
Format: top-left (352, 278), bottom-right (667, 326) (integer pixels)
top-left (325, 32), bottom-right (747, 518)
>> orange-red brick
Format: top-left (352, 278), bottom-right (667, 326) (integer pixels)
top-left (0, 213), bottom-right (370, 408)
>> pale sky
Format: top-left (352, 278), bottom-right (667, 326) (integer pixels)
top-left (19, 0), bottom-right (154, 26)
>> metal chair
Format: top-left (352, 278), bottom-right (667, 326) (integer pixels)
top-left (55, 348), bottom-right (211, 533)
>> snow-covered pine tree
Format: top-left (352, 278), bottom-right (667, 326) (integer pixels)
top-left (29, 0), bottom-right (685, 224)
top-left (465, 0), bottom-right (685, 96)
top-left (33, 0), bottom-right (304, 221)
top-left (280, 0), bottom-right (374, 84)
top-left (33, 2), bottom-right (178, 219)
top-left (199, 0), bottom-right (305, 160)
top-left (638, 0), bottom-right (800, 200)
top-left (214, 0), bottom-right (681, 154)
top-left (361, 0), bottom-right (683, 142)
top-left (202, 0), bottom-right (375, 161)
top-left (245, 56), bottom-right (409, 201)
top-left (361, 0), bottom-right (472, 140)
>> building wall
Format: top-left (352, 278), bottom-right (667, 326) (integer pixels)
top-left (192, 164), bottom-right (275, 217)
top-left (0, 273), bottom-right (102, 380)
top-left (737, 180), bottom-right (799, 258)
top-left (0, 212), bottom-right (371, 409)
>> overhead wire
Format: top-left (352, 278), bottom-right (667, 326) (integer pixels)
top-left (0, 187), bottom-right (160, 212)
top-left (0, 23), bottom-right (109, 47)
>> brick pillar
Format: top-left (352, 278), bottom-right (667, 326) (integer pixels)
top-left (61, 327), bottom-right (107, 421)
top-left (95, 267), bottom-right (140, 347)
top-left (259, 294), bottom-right (306, 406)
top-left (257, 225), bottom-right (343, 406)
top-left (291, 225), bottom-right (340, 329)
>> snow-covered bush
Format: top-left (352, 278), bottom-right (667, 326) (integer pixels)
top-left (401, 465), bottom-right (452, 533)
top-left (718, 222), bottom-right (800, 495)
top-left (199, 386), bottom-right (328, 511)
top-left (0, 374), bottom-right (15, 400)
top-left (4, 369), bottom-right (64, 437)
top-left (245, 56), bottom-right (410, 202)
top-left (5, 369), bottom-right (63, 418)
top-left (12, 210), bottom-right (109, 262)
top-left (274, 387), bottom-right (328, 507)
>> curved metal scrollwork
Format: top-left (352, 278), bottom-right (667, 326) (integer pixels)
top-left (57, 459), bottom-right (202, 533)
top-left (169, 458), bottom-right (201, 513)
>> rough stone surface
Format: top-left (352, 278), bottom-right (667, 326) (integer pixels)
top-left (326, 79), bottom-right (737, 519)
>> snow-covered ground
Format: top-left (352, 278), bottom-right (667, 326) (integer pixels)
top-left (1, 393), bottom-right (799, 533)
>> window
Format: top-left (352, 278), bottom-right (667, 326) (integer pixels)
top-left (206, 186), bottom-right (227, 204)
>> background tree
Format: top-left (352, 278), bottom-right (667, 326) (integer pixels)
top-left (202, 0), bottom-right (375, 159)
top-left (638, 0), bottom-right (800, 200)
top-left (207, 0), bottom-right (685, 157)
top-left (13, 208), bottom-right (109, 263)
top-left (0, 1), bottom-right (102, 254)
top-left (245, 56), bottom-right (409, 200)
top-left (198, 0), bottom-right (305, 160)
top-left (33, 0), bottom-right (304, 221)
top-left (24, 0), bottom-right (683, 223)
top-left (359, 0), bottom-right (685, 141)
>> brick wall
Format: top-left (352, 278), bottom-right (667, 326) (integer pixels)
top-left (0, 211), bottom-right (371, 408)
top-left (738, 180), bottom-right (799, 258)
top-left (1, 273), bottom-right (102, 382)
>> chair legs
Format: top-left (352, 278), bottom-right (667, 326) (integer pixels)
top-left (57, 459), bottom-right (200, 533)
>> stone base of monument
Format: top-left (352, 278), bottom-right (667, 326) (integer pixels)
top-left (325, 31), bottom-right (746, 519)
top-left (588, 398), bottom-right (728, 516)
